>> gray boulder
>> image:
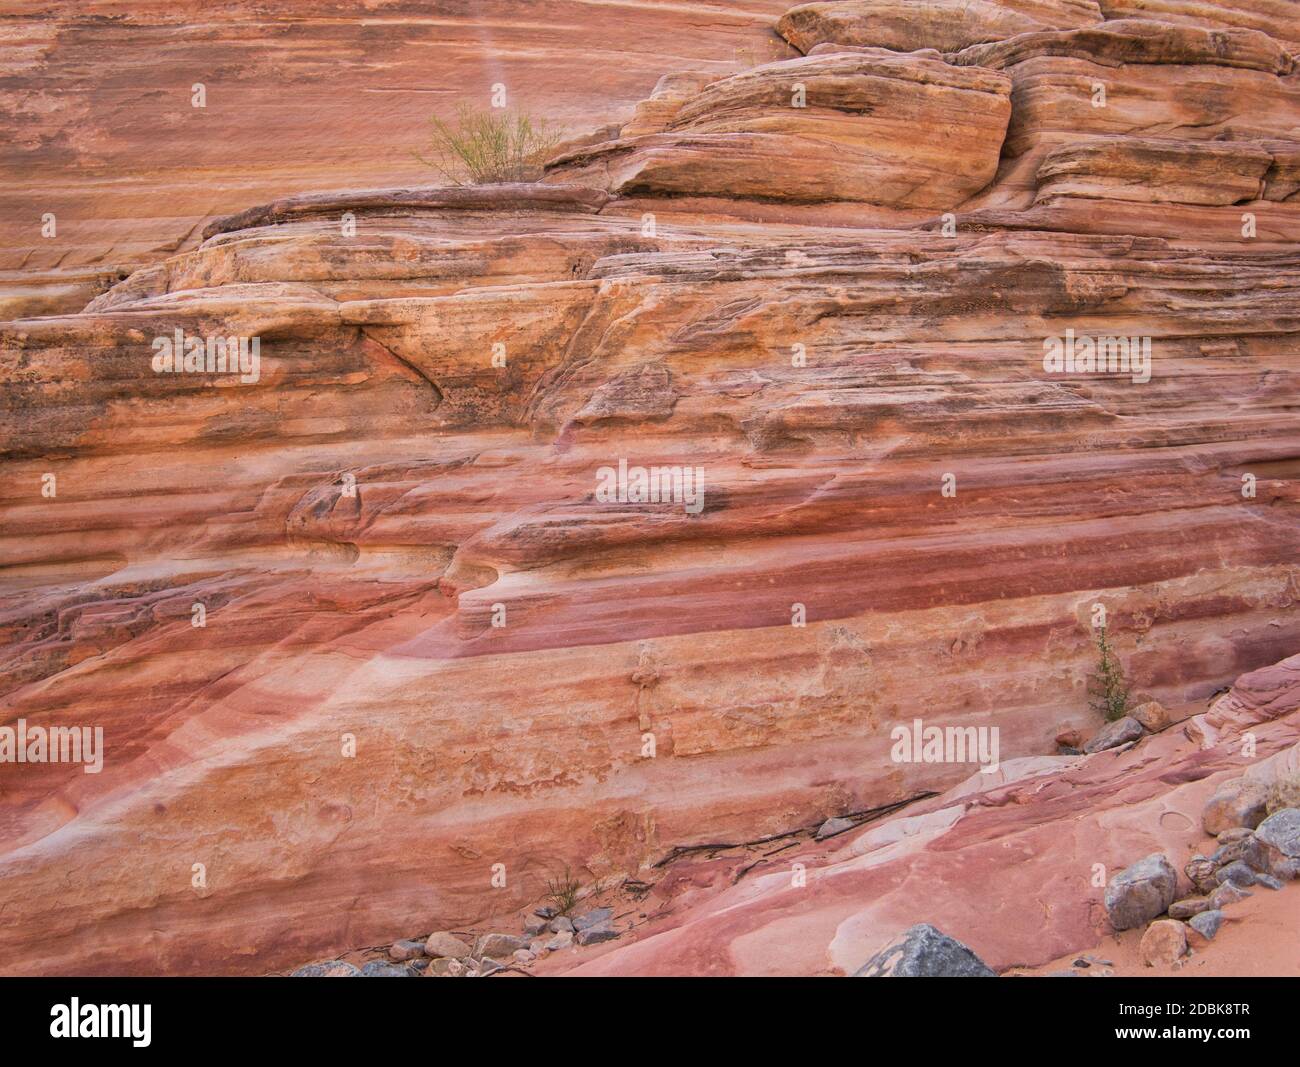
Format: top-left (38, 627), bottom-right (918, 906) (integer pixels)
top-left (1217, 826), bottom-right (1254, 844)
top-left (424, 931), bottom-right (472, 959)
top-left (1214, 860), bottom-right (1257, 888)
top-left (1209, 841), bottom-right (1243, 867)
top-left (291, 960), bottom-right (361, 978)
top-left (1083, 717), bottom-right (1143, 754)
top-left (1202, 778), bottom-right (1269, 835)
top-left (1168, 896), bottom-right (1212, 920)
top-left (388, 938), bottom-right (425, 961)
top-left (854, 924), bottom-right (995, 977)
top-left (475, 933), bottom-right (528, 958)
top-left (1242, 836), bottom-right (1273, 873)
top-left (1211, 833), bottom-right (1270, 873)
top-left (1209, 880), bottom-right (1251, 909)
top-left (1254, 808), bottom-right (1300, 870)
top-left (575, 920), bottom-right (620, 946)
top-left (572, 907), bottom-right (613, 932)
top-left (1104, 853), bottom-right (1177, 931)
top-left (360, 960), bottom-right (413, 977)
top-left (1188, 910), bottom-right (1224, 941)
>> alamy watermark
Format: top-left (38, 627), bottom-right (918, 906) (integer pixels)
top-left (595, 459), bottom-right (705, 515)
top-left (0, 719), bottom-right (103, 773)
top-left (1043, 328), bottom-right (1151, 384)
top-left (50, 999), bottom-right (150, 1046)
top-left (151, 329), bottom-right (260, 383)
top-left (890, 718), bottom-right (1000, 773)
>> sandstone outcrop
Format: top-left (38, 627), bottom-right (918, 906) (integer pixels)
top-left (544, 51), bottom-right (1012, 207)
top-left (1096, 0), bottom-right (1300, 50)
top-left (950, 18), bottom-right (1293, 73)
top-left (1, 1), bottom-right (797, 317)
top-left (1188, 655), bottom-right (1300, 748)
top-left (1033, 138), bottom-right (1277, 207)
top-left (778, 0), bottom-right (1102, 55)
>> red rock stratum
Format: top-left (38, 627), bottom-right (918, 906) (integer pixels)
top-left (0, 0), bottom-right (1297, 975)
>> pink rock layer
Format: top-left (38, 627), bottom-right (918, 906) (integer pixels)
top-left (544, 655), bottom-right (1300, 976)
top-left (0, 0), bottom-right (1297, 975)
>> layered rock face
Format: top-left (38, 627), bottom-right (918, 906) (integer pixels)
top-left (550, 653), bottom-right (1300, 976)
top-left (0, 0), bottom-right (1298, 976)
top-left (0, 0), bottom-right (795, 318)
top-left (544, 50), bottom-right (1012, 206)
top-left (778, 0), bottom-right (1103, 55)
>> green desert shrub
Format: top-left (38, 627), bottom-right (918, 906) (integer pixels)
top-left (544, 865), bottom-right (581, 916)
top-left (1087, 624), bottom-right (1131, 722)
top-left (415, 104), bottom-right (560, 185)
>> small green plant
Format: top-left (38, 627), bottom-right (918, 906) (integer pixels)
top-left (1265, 771), bottom-right (1300, 815)
top-left (1087, 624), bottom-right (1131, 722)
top-left (545, 865), bottom-right (581, 916)
top-left (414, 104), bottom-right (560, 185)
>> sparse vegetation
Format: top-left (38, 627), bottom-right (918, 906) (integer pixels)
top-left (414, 104), bottom-right (560, 185)
top-left (1087, 624), bottom-right (1131, 722)
top-left (545, 865), bottom-right (581, 916)
top-left (1265, 771), bottom-right (1300, 815)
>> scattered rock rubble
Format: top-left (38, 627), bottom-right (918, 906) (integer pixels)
top-left (1102, 803), bottom-right (1300, 970)
top-left (868, 804), bottom-right (1300, 980)
top-left (283, 674), bottom-right (1300, 982)
top-left (289, 900), bottom-right (628, 977)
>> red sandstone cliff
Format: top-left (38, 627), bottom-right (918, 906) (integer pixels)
top-left (0, 0), bottom-right (1298, 976)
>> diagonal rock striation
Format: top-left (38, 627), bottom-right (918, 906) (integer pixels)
top-left (0, 0), bottom-right (1298, 976)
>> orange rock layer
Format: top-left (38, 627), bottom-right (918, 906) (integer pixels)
top-left (0, 0), bottom-right (1297, 975)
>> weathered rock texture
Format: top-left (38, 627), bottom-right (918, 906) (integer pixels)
top-left (778, 0), bottom-right (1103, 55)
top-left (0, 0), bottom-right (1298, 976)
top-left (548, 653), bottom-right (1300, 975)
top-left (544, 51), bottom-right (1012, 206)
top-left (0, 0), bottom-right (796, 317)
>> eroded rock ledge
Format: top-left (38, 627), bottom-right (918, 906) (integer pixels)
top-left (0, 0), bottom-right (1298, 976)
top-left (543, 50), bottom-right (1012, 207)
